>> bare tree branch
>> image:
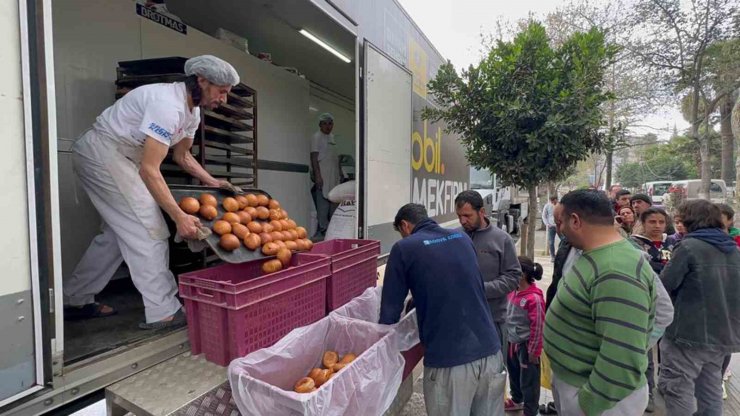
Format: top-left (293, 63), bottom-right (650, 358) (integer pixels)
top-left (650, 0), bottom-right (686, 68)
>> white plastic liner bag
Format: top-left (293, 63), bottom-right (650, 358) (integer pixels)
top-left (327, 180), bottom-right (356, 204)
top-left (325, 201), bottom-right (356, 241)
top-left (325, 180), bottom-right (357, 241)
top-left (228, 314), bottom-right (404, 416)
top-left (331, 286), bottom-right (420, 353)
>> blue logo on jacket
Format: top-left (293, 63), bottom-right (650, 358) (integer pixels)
top-left (148, 123), bottom-right (173, 140)
top-left (423, 232), bottom-right (463, 246)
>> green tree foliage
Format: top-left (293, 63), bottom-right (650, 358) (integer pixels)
top-left (705, 40), bottom-right (740, 97)
top-left (615, 163), bottom-right (647, 188)
top-left (616, 133), bottom-right (725, 188)
top-left (704, 39), bottom-right (740, 185)
top-left (668, 133), bottom-right (724, 178)
top-left (423, 22), bottom-right (615, 189)
top-left (628, 0), bottom-right (738, 197)
top-left (423, 22), bottom-right (616, 256)
top-left (616, 155), bottom-right (690, 188)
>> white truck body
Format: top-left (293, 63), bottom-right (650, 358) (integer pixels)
top-left (0, 1), bottom-right (470, 414)
top-left (669, 179), bottom-right (729, 204)
top-left (471, 169), bottom-right (528, 236)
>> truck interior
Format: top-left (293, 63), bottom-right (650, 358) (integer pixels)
top-left (53, 0), bottom-right (357, 365)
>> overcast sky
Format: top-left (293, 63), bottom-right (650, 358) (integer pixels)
top-left (396, 0), bottom-right (689, 139)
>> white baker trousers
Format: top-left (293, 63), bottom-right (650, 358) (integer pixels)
top-left (63, 130), bottom-right (181, 323)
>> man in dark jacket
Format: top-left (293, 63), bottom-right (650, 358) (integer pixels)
top-left (630, 206), bottom-right (677, 411)
top-left (615, 189), bottom-right (632, 211)
top-left (454, 190), bottom-right (521, 352)
top-left (631, 207), bottom-right (677, 275)
top-left (546, 237), bottom-right (573, 311)
top-left (380, 203), bottom-right (505, 416)
top-left (659, 199), bottom-right (740, 416)
top-left (630, 193), bottom-right (652, 236)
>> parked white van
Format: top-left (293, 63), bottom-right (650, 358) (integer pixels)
top-left (668, 179), bottom-right (728, 203)
top-left (642, 181), bottom-right (673, 204)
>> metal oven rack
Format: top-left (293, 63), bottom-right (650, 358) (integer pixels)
top-left (115, 57), bottom-right (258, 188)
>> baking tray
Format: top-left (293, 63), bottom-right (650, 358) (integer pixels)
top-left (115, 73), bottom-right (186, 87)
top-left (208, 172), bottom-right (255, 180)
top-left (231, 84), bottom-right (254, 97)
top-left (215, 102), bottom-right (254, 120)
top-left (203, 140), bottom-right (254, 155)
top-left (203, 155), bottom-right (254, 168)
top-left (169, 185), bottom-right (273, 264)
top-left (204, 126), bottom-right (253, 144)
top-left (226, 92), bottom-right (254, 108)
top-left (117, 57), bottom-right (188, 76)
top-left (204, 110), bottom-right (252, 131)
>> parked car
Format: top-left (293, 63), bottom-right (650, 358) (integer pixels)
top-left (667, 179), bottom-right (728, 203)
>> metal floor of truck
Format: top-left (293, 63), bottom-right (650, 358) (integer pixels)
top-left (64, 277), bottom-right (182, 364)
top-left (70, 355), bottom-right (740, 416)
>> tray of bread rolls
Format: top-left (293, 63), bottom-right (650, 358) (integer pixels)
top-left (169, 185), bottom-right (313, 264)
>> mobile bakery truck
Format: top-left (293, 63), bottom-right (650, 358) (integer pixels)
top-left (0, 0), bottom-right (472, 414)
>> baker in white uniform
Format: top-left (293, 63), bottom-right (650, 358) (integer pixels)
top-left (310, 113), bottom-right (341, 241)
top-left (64, 55), bottom-right (240, 329)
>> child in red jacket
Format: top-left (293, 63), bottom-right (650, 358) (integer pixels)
top-left (718, 203), bottom-right (740, 247)
top-left (503, 256), bottom-right (546, 416)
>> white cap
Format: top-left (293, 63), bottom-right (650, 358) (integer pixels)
top-left (184, 55), bottom-right (240, 86)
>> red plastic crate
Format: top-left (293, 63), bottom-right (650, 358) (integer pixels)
top-left (179, 253), bottom-right (331, 366)
top-left (179, 254), bottom-right (329, 307)
top-left (309, 239), bottom-right (381, 312)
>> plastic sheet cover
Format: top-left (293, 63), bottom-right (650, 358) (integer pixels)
top-left (228, 314), bottom-right (404, 416)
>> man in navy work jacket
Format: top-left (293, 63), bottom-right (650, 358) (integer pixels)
top-left (380, 203), bottom-right (506, 416)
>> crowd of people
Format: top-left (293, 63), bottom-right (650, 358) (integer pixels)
top-left (379, 186), bottom-right (740, 416)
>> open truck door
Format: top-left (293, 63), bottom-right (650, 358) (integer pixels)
top-left (0, 0), bottom-right (52, 407)
top-left (361, 42), bottom-right (412, 254)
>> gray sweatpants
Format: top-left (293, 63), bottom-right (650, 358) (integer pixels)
top-left (423, 352), bottom-right (506, 416)
top-left (659, 338), bottom-right (725, 416)
top-left (495, 321), bottom-right (509, 359)
top-left (552, 373), bottom-right (648, 415)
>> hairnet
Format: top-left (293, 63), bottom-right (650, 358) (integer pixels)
top-left (319, 113), bottom-right (334, 123)
top-left (184, 55), bottom-right (240, 86)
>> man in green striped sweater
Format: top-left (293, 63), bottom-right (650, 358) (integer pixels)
top-left (544, 189), bottom-right (656, 416)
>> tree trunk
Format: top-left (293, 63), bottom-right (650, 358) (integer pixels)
top-left (527, 184), bottom-right (537, 259)
top-left (699, 136), bottom-right (711, 200)
top-left (691, 84), bottom-right (710, 199)
top-left (596, 161), bottom-right (607, 189)
top-left (520, 220), bottom-right (528, 257)
top-left (720, 97), bottom-right (735, 186)
top-left (606, 64), bottom-right (616, 190)
top-left (733, 96), bottom-right (740, 207)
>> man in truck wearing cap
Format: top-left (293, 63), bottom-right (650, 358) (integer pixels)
top-left (310, 112), bottom-right (341, 241)
top-left (64, 55), bottom-right (241, 329)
